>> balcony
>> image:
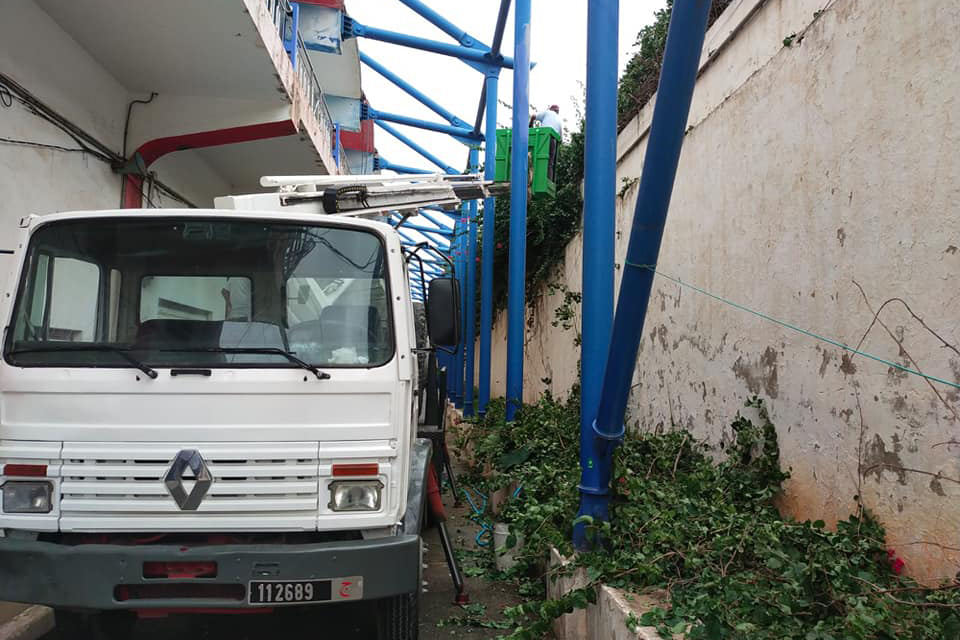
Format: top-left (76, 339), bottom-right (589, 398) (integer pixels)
top-left (27, 0), bottom-right (349, 200)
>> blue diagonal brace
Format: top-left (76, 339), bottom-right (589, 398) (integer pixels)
top-left (401, 237), bottom-right (449, 252)
top-left (398, 228), bottom-right (450, 250)
top-left (344, 18), bottom-right (513, 72)
top-left (398, 0), bottom-right (490, 49)
top-left (365, 105), bottom-right (481, 141)
top-left (374, 120), bottom-right (458, 174)
top-left (395, 221), bottom-right (454, 239)
top-left (416, 208), bottom-right (456, 230)
top-left (374, 157), bottom-right (434, 175)
top-left (360, 52), bottom-right (471, 130)
top-left (402, 240), bottom-right (448, 256)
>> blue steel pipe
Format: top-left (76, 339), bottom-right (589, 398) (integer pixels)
top-left (416, 208), bottom-right (456, 230)
top-left (397, 229), bottom-right (449, 252)
top-left (367, 106), bottom-right (480, 141)
top-left (573, 0), bottom-right (619, 550)
top-left (396, 222), bottom-right (455, 238)
top-left (397, 0), bottom-right (489, 49)
top-left (401, 242), bottom-right (448, 257)
top-left (453, 212), bottom-right (466, 408)
top-left (396, 226), bottom-right (451, 247)
top-left (473, 0), bottom-right (511, 132)
top-left (376, 157), bottom-right (434, 175)
top-left (346, 21), bottom-right (514, 69)
top-left (463, 147), bottom-right (480, 417)
top-left (374, 120), bottom-right (458, 174)
top-left (504, 0), bottom-right (531, 422)
top-left (583, 0), bottom-right (712, 539)
top-left (403, 255), bottom-right (446, 272)
top-left (360, 52), bottom-right (470, 129)
top-left (478, 72), bottom-right (498, 415)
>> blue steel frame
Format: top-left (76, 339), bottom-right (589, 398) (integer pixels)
top-left (346, 0), bottom-right (516, 408)
top-left (373, 120), bottom-right (458, 174)
top-left (463, 147), bottom-right (480, 416)
top-left (504, 0), bottom-right (531, 422)
top-left (343, 19), bottom-right (514, 72)
top-left (478, 0), bottom-right (512, 416)
top-left (374, 157), bottom-right (433, 175)
top-left (360, 52), bottom-right (471, 130)
top-left (579, 0), bottom-right (712, 546)
top-left (364, 105), bottom-right (480, 142)
top-left (573, 0), bottom-right (619, 549)
top-left (344, 0), bottom-right (705, 549)
top-left (478, 71), bottom-right (498, 416)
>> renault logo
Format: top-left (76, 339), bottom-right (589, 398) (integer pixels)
top-left (164, 450), bottom-right (213, 511)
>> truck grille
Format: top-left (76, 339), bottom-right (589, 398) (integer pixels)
top-left (59, 442), bottom-right (320, 531)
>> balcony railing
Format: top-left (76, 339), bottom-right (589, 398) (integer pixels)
top-left (265, 0), bottom-right (338, 168)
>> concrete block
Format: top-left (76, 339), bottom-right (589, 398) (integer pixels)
top-left (547, 548), bottom-right (589, 639)
top-left (0, 605), bottom-right (54, 640)
top-left (548, 548), bottom-right (670, 640)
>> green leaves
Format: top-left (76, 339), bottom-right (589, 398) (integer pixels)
top-left (498, 447), bottom-right (532, 470)
top-left (461, 394), bottom-right (960, 640)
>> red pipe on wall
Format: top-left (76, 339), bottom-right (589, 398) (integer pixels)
top-left (122, 120), bottom-right (297, 208)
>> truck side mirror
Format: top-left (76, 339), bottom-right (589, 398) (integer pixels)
top-left (426, 277), bottom-right (460, 348)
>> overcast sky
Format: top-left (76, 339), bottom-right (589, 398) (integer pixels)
top-left (350, 1), bottom-right (665, 175)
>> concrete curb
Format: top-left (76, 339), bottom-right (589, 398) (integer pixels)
top-left (548, 548), bottom-right (670, 640)
top-left (0, 606), bottom-right (55, 640)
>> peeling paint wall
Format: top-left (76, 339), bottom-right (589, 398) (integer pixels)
top-left (480, 0), bottom-right (960, 583)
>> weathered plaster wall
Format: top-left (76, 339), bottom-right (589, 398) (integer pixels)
top-left (480, 0), bottom-right (960, 583)
top-left (0, 1), bottom-right (239, 293)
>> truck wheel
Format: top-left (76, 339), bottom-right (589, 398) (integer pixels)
top-left (93, 611), bottom-right (136, 639)
top-left (376, 590), bottom-right (419, 640)
top-left (54, 609), bottom-right (91, 639)
top-left (54, 610), bottom-right (135, 640)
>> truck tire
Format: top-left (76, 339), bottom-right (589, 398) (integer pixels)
top-left (54, 609), bottom-right (90, 639)
top-left (54, 609), bottom-right (135, 640)
top-left (376, 590), bottom-right (419, 640)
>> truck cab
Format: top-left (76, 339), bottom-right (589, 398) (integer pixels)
top-left (0, 202), bottom-right (458, 638)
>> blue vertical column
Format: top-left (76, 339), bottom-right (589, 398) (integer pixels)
top-left (582, 0), bottom-right (712, 546)
top-left (574, 0), bottom-right (619, 549)
top-left (478, 72), bottom-right (499, 416)
top-left (505, 0), bottom-right (531, 422)
top-left (464, 148), bottom-right (480, 417)
top-left (453, 213), bottom-right (465, 409)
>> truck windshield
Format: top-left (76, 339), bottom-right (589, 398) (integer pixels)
top-left (3, 218), bottom-right (393, 370)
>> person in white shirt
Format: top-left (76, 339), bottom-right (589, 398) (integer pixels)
top-left (530, 104), bottom-right (563, 137)
top-left (221, 277), bottom-right (252, 321)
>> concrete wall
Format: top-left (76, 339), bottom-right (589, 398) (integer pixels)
top-left (480, 0), bottom-right (960, 583)
top-left (0, 1), bottom-right (238, 293)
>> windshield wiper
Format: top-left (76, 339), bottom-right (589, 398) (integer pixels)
top-left (6, 345), bottom-right (158, 379)
top-left (159, 347), bottom-right (331, 380)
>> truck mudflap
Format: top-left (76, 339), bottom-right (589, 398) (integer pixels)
top-left (402, 438), bottom-right (432, 535)
top-left (0, 534), bottom-right (420, 610)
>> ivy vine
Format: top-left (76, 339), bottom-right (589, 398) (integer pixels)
top-left (453, 393), bottom-right (960, 639)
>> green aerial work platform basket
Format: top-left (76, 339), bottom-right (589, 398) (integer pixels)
top-left (494, 126), bottom-right (562, 198)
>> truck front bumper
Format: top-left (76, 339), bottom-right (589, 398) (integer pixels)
top-left (0, 534), bottom-right (421, 610)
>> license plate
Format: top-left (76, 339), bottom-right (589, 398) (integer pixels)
top-left (247, 577), bottom-right (363, 605)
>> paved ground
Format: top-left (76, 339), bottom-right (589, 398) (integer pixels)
top-left (27, 472), bottom-right (524, 639)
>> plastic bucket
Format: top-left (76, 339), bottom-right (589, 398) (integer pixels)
top-left (493, 522), bottom-right (523, 572)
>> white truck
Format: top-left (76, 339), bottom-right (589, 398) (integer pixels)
top-left (0, 176), bottom-right (467, 639)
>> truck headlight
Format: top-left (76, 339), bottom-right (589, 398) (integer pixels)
top-left (328, 480), bottom-right (383, 512)
top-left (2, 482), bottom-right (53, 513)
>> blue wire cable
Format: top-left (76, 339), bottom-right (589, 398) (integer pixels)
top-left (628, 263), bottom-right (960, 392)
top-left (462, 485), bottom-right (524, 548)
top-left (462, 487), bottom-right (493, 547)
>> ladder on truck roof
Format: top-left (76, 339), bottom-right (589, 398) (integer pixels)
top-left (256, 173), bottom-right (508, 218)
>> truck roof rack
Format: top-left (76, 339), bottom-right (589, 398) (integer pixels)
top-left (254, 173), bottom-right (509, 218)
